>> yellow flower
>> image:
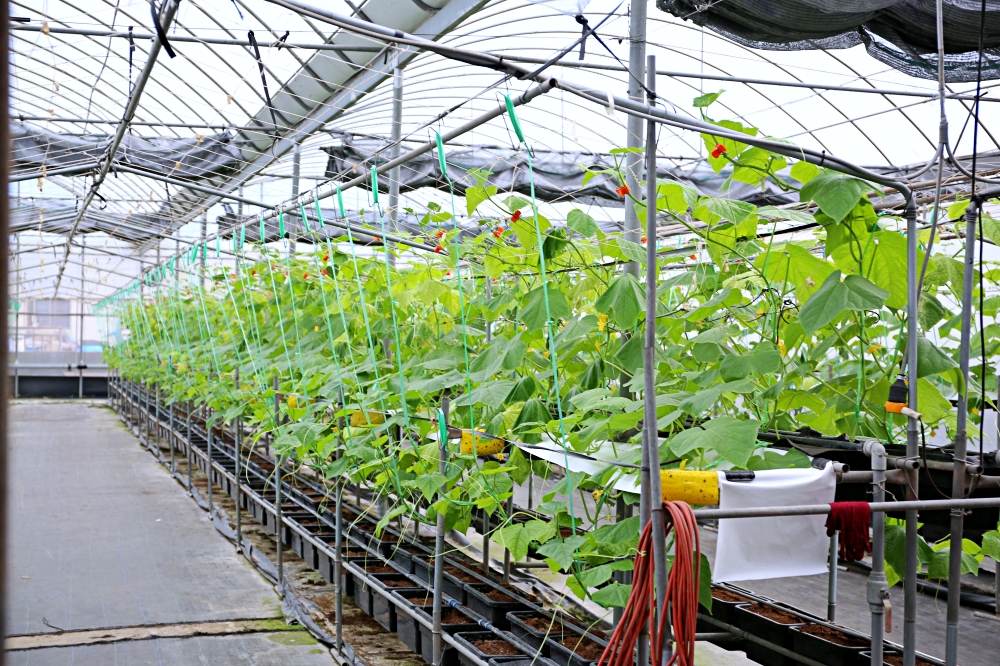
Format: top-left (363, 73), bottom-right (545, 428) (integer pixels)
top-left (867, 344), bottom-right (884, 355)
top-left (778, 341), bottom-right (787, 356)
top-left (495, 452), bottom-right (505, 462)
top-left (597, 313), bottom-right (608, 331)
top-left (287, 395), bottom-right (298, 409)
top-left (592, 490), bottom-right (603, 501)
top-left (595, 340), bottom-right (601, 351)
top-left (314, 325), bottom-right (319, 332)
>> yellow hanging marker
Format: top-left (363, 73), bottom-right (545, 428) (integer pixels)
top-left (660, 469), bottom-right (719, 505)
top-left (460, 430), bottom-right (504, 456)
top-left (350, 411), bottom-right (385, 427)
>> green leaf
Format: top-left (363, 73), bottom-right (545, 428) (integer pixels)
top-left (831, 231), bottom-right (912, 310)
top-left (981, 530), bottom-right (1000, 560)
top-left (755, 244), bottom-right (835, 302)
top-left (451, 380), bottom-right (516, 410)
top-left (519, 287), bottom-right (570, 331)
top-left (465, 183), bottom-right (497, 216)
top-left (719, 341), bottom-right (781, 381)
top-left (595, 274), bottom-right (646, 330)
top-left (693, 90), bottom-right (724, 108)
top-left (592, 516), bottom-right (640, 546)
top-left (797, 271), bottom-right (889, 334)
top-left (493, 523), bottom-right (533, 561)
top-left (406, 472), bottom-right (447, 501)
top-left (567, 209), bottom-right (601, 238)
top-left (507, 447), bottom-right (531, 485)
top-left (800, 171), bottom-right (870, 223)
top-left (698, 553), bottom-right (713, 612)
top-left (537, 535), bottom-right (588, 571)
top-left (504, 195), bottom-right (530, 213)
top-left (375, 504), bottom-right (408, 536)
top-left (513, 398), bottom-right (551, 444)
top-left (790, 161), bottom-right (820, 184)
top-left (915, 335), bottom-right (958, 378)
top-left (577, 564), bottom-right (615, 588)
top-left (591, 583), bottom-right (631, 608)
top-left (668, 416), bottom-right (760, 468)
top-left (521, 519), bottom-right (557, 545)
top-left (755, 206), bottom-right (816, 226)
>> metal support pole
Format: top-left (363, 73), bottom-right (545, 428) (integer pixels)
top-left (169, 399), bottom-right (175, 472)
top-left (945, 202), bottom-right (979, 666)
top-left (207, 411), bottom-right (214, 511)
top-left (154, 385), bottom-right (160, 451)
top-left (482, 510), bottom-right (490, 575)
top-left (274, 375), bottom-right (283, 585)
top-left (613, 494), bottom-right (631, 627)
top-left (903, 196), bottom-right (920, 666)
top-left (290, 144), bottom-right (300, 258)
top-left (503, 495), bottom-right (513, 582)
top-left (233, 368), bottom-right (242, 553)
top-left (335, 400), bottom-right (346, 653)
top-left (827, 531), bottom-right (839, 622)
top-left (622, 0), bottom-right (647, 276)
top-left (866, 442), bottom-right (888, 666)
top-left (186, 400), bottom-right (193, 494)
top-left (77, 241), bottom-right (84, 399)
top-left (432, 398), bottom-right (450, 666)
top-left (644, 55), bottom-right (669, 662)
top-left (200, 214), bottom-right (208, 287)
top-left (388, 66), bottom-right (403, 262)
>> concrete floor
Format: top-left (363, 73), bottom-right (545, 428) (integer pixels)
top-left (6, 400), bottom-right (336, 665)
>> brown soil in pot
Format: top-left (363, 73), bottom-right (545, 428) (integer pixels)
top-left (745, 603), bottom-right (802, 624)
top-left (559, 636), bottom-right (604, 661)
top-left (884, 655), bottom-right (935, 666)
top-left (441, 608), bottom-right (472, 624)
top-left (798, 624), bottom-right (869, 647)
top-left (712, 589), bottom-right (753, 603)
top-left (363, 565), bottom-right (397, 573)
top-left (446, 567), bottom-right (481, 583)
top-left (470, 639), bottom-right (521, 655)
top-left (380, 578), bottom-right (418, 588)
top-left (522, 615), bottom-right (566, 635)
top-left (484, 588), bottom-right (517, 602)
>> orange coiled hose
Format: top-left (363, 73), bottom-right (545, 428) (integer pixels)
top-left (596, 501), bottom-right (701, 666)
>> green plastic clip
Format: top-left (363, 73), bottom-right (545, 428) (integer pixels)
top-left (278, 211), bottom-right (285, 238)
top-left (314, 199), bottom-right (325, 229)
top-left (504, 94), bottom-right (526, 144)
top-left (436, 132), bottom-right (448, 179)
top-left (259, 215), bottom-right (266, 243)
top-left (300, 203), bottom-right (311, 233)
top-left (371, 166), bottom-right (379, 204)
top-left (336, 184), bottom-right (345, 218)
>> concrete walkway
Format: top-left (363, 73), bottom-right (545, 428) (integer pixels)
top-left (6, 400), bottom-right (336, 665)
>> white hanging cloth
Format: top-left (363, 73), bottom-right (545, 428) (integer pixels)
top-left (712, 466), bottom-right (837, 582)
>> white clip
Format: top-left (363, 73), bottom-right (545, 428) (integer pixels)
top-left (605, 91), bottom-right (617, 119)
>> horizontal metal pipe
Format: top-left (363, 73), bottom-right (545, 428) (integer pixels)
top-left (490, 55), bottom-right (998, 103)
top-left (694, 497), bottom-right (1000, 520)
top-left (12, 115), bottom-right (234, 130)
top-left (10, 163), bottom-right (99, 182)
top-left (8, 363), bottom-right (108, 369)
top-left (11, 24), bottom-right (380, 52)
top-left (112, 165), bottom-right (268, 208)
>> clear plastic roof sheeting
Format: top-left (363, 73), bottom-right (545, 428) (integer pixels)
top-left (8, 0), bottom-right (1000, 304)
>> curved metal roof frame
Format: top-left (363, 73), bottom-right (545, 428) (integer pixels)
top-left (9, 0), bottom-right (1000, 304)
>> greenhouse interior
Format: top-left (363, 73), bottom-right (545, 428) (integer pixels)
top-left (4, 0), bottom-right (1000, 664)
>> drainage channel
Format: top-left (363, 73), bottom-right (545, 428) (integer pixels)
top-left (112, 378), bottom-right (948, 666)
